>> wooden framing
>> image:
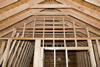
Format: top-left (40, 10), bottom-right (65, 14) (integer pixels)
top-left (93, 41), bottom-right (100, 67)
top-left (0, 0), bottom-right (18, 8)
top-left (54, 49), bottom-right (56, 67)
top-left (0, 12), bottom-right (100, 67)
top-left (33, 18), bottom-right (36, 37)
top-left (33, 39), bottom-right (41, 67)
top-left (0, 41), bottom-right (6, 54)
top-left (0, 11), bottom-right (100, 32)
top-left (2, 27), bottom-right (16, 67)
top-left (30, 4), bottom-right (70, 8)
top-left (0, 41), bottom-right (6, 65)
top-left (0, 1), bottom-right (31, 21)
top-left (0, 0), bottom-right (100, 22)
top-left (2, 39), bottom-right (12, 67)
top-left (8, 40), bottom-right (21, 67)
top-left (30, 3), bottom-right (100, 20)
top-left (96, 39), bottom-right (100, 58)
top-left (13, 41), bottom-right (25, 67)
top-left (0, 9), bottom-right (41, 31)
top-left (0, 31), bottom-right (99, 67)
top-left (64, 0), bottom-right (100, 20)
top-left (65, 49), bottom-right (68, 67)
top-left (0, 28), bottom-right (16, 37)
top-left (85, 0), bottom-right (100, 7)
top-left (16, 41), bottom-right (28, 67)
top-left (20, 42), bottom-right (30, 67)
top-left (25, 44), bottom-right (34, 67)
top-left (39, 48), bottom-right (44, 67)
top-left (87, 39), bottom-right (96, 67)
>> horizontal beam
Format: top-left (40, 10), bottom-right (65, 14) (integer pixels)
top-left (18, 26), bottom-right (83, 29)
top-left (30, 4), bottom-right (70, 8)
top-left (44, 47), bottom-right (90, 50)
top-left (30, 1), bottom-right (100, 20)
top-left (0, 37), bottom-right (100, 40)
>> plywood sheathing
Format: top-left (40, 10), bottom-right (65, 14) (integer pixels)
top-left (69, 8), bottom-right (100, 23)
top-left (0, 16), bottom-right (33, 35)
top-left (0, 9), bottom-right (32, 24)
top-left (68, 16), bottom-right (100, 33)
top-left (72, 0), bottom-right (100, 12)
top-left (0, 0), bottom-right (30, 14)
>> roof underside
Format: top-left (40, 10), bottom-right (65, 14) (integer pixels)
top-left (0, 0), bottom-right (100, 35)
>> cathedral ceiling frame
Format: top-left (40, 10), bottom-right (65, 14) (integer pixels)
top-left (0, 0), bottom-right (100, 21)
top-left (0, 8), bottom-right (100, 31)
top-left (0, 0), bottom-right (100, 37)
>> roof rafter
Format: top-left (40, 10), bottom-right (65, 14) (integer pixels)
top-left (0, 0), bottom-right (18, 8)
top-left (0, 9), bottom-right (100, 31)
top-left (30, 0), bottom-right (100, 20)
top-left (0, 0), bottom-right (100, 22)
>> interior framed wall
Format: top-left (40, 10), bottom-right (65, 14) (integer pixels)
top-left (33, 39), bottom-right (97, 67)
top-left (0, 16), bottom-right (100, 67)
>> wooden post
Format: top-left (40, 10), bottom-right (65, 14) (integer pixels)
top-left (22, 23), bottom-right (26, 37)
top-left (63, 17), bottom-right (66, 47)
top-left (25, 45), bottom-right (34, 67)
top-left (2, 39), bottom-right (12, 67)
top-left (53, 17), bottom-right (55, 47)
top-left (9, 33), bottom-right (19, 56)
top-left (76, 52), bottom-right (80, 67)
top-left (2, 28), bottom-right (16, 67)
top-left (33, 17), bottom-right (36, 37)
top-left (19, 42), bottom-right (30, 67)
top-left (22, 42), bottom-right (31, 67)
top-left (0, 41), bottom-right (6, 54)
top-left (11, 28), bottom-right (17, 37)
top-left (43, 17), bottom-right (45, 38)
top-left (93, 43), bottom-right (100, 67)
top-left (43, 17), bottom-right (45, 47)
top-left (96, 39), bottom-right (100, 58)
top-left (63, 17), bottom-right (65, 38)
top-left (8, 40), bottom-right (21, 67)
top-left (16, 41), bottom-right (28, 67)
top-left (0, 28), bottom-right (16, 67)
top-left (20, 42), bottom-right (29, 67)
top-left (86, 27), bottom-right (90, 38)
top-left (73, 21), bottom-right (77, 47)
top-left (65, 49), bottom-right (68, 67)
top-left (54, 49), bottom-right (56, 67)
top-left (73, 21), bottom-right (76, 38)
top-left (33, 39), bottom-right (41, 67)
top-left (0, 41), bottom-right (6, 65)
top-left (13, 41), bottom-right (25, 67)
top-left (39, 48), bottom-right (44, 67)
top-left (87, 39), bottom-right (96, 67)
top-left (83, 51), bottom-right (88, 67)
